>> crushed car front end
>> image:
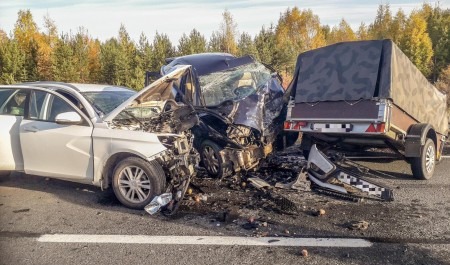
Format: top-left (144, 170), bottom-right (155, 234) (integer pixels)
top-left (162, 54), bottom-right (291, 177)
top-left (104, 66), bottom-right (200, 213)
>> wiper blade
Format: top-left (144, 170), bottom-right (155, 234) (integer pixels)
top-left (123, 109), bottom-right (145, 128)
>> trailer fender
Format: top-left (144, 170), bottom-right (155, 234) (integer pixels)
top-left (405, 123), bottom-right (436, 158)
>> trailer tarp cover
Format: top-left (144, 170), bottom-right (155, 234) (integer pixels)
top-left (291, 39), bottom-right (448, 134)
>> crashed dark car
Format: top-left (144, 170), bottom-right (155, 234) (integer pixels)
top-left (160, 53), bottom-right (297, 178)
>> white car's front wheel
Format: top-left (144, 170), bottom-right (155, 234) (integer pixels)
top-left (112, 157), bottom-right (165, 209)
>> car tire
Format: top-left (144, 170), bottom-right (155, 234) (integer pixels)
top-left (302, 149), bottom-right (310, 160)
top-left (300, 134), bottom-right (314, 160)
top-left (200, 140), bottom-right (226, 178)
top-left (411, 138), bottom-right (435, 180)
top-left (112, 157), bottom-right (166, 209)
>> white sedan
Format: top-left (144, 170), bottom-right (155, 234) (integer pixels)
top-left (0, 66), bottom-right (199, 210)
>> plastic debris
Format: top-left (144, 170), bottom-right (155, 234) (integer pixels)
top-left (348, 220), bottom-right (370, 230)
top-left (275, 169), bottom-right (311, 191)
top-left (248, 177), bottom-right (271, 189)
top-left (144, 193), bottom-right (172, 215)
top-left (301, 249), bottom-right (308, 257)
top-left (313, 209), bottom-right (326, 216)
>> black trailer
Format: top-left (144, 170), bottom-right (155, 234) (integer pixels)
top-left (285, 39), bottom-right (448, 180)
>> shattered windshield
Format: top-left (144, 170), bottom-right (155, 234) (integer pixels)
top-left (82, 91), bottom-right (136, 115)
top-left (199, 62), bottom-right (273, 106)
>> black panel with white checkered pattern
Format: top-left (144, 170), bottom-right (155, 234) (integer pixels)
top-left (337, 172), bottom-right (385, 196)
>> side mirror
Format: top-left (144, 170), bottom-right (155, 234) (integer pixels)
top-left (55, 112), bottom-right (83, 125)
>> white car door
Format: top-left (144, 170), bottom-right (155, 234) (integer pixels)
top-left (0, 88), bottom-right (26, 172)
top-left (19, 89), bottom-right (94, 181)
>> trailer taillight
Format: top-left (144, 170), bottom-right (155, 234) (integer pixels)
top-left (284, 121), bottom-right (307, 130)
top-left (284, 121), bottom-right (291, 130)
top-left (366, 123), bottom-right (385, 133)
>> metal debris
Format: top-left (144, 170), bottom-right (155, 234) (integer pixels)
top-left (144, 193), bottom-right (172, 215)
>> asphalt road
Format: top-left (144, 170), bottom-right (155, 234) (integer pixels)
top-left (1, 151), bottom-right (450, 265)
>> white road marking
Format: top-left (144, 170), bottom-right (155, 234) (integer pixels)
top-left (441, 156), bottom-right (450, 159)
top-left (37, 234), bottom-right (372, 247)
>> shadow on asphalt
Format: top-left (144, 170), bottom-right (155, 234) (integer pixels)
top-left (0, 172), bottom-right (136, 213)
top-left (1, 168), bottom-right (450, 264)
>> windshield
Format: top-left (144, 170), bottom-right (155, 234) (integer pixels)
top-left (198, 62), bottom-right (273, 106)
top-left (82, 90), bottom-right (136, 115)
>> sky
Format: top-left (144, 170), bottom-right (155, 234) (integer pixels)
top-left (0, 0), bottom-right (448, 43)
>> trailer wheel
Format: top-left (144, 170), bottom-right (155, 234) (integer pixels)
top-left (300, 134), bottom-right (313, 160)
top-left (410, 138), bottom-right (435, 180)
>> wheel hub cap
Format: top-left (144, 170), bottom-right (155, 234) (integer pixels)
top-left (425, 145), bottom-right (435, 173)
top-left (118, 166), bottom-right (151, 203)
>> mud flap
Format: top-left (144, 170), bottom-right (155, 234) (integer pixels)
top-left (307, 145), bottom-right (394, 201)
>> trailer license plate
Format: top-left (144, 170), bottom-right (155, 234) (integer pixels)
top-left (312, 123), bottom-right (352, 132)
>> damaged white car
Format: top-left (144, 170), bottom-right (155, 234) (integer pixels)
top-left (0, 66), bottom-right (199, 211)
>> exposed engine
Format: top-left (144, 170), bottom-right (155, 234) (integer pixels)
top-left (109, 103), bottom-right (200, 215)
top-left (226, 125), bottom-right (254, 146)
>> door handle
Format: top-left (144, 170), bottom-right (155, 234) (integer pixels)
top-left (23, 126), bottom-right (39, 132)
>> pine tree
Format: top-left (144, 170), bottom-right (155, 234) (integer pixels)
top-left (100, 38), bottom-right (120, 85)
top-left (369, 4), bottom-right (394, 39)
top-left (208, 31), bottom-right (222, 52)
top-left (177, 29), bottom-right (207, 56)
top-left (237, 32), bottom-right (258, 58)
top-left (419, 4), bottom-right (450, 81)
top-left (391, 9), bottom-right (407, 43)
top-left (138, 32), bottom-right (152, 72)
top-left (116, 24), bottom-right (134, 86)
top-left (151, 32), bottom-right (175, 72)
top-left (254, 25), bottom-right (276, 65)
top-left (0, 38), bottom-right (27, 84)
top-left (52, 34), bottom-right (77, 82)
top-left (71, 27), bottom-right (90, 82)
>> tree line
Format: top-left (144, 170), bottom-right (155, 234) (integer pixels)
top-left (0, 4), bottom-right (449, 98)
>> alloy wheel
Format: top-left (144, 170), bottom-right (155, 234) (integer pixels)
top-left (203, 146), bottom-right (219, 174)
top-left (118, 166), bottom-right (151, 203)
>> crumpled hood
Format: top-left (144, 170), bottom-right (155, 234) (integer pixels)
top-left (104, 65), bottom-right (192, 122)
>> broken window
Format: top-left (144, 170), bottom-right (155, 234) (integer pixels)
top-left (198, 62), bottom-right (273, 106)
top-left (82, 90), bottom-right (135, 115)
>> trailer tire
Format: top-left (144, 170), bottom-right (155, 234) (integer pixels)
top-left (410, 138), bottom-right (435, 180)
top-left (300, 134), bottom-right (313, 160)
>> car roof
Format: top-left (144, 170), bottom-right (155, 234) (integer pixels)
top-left (17, 81), bottom-right (135, 93)
top-left (162, 53), bottom-right (237, 76)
